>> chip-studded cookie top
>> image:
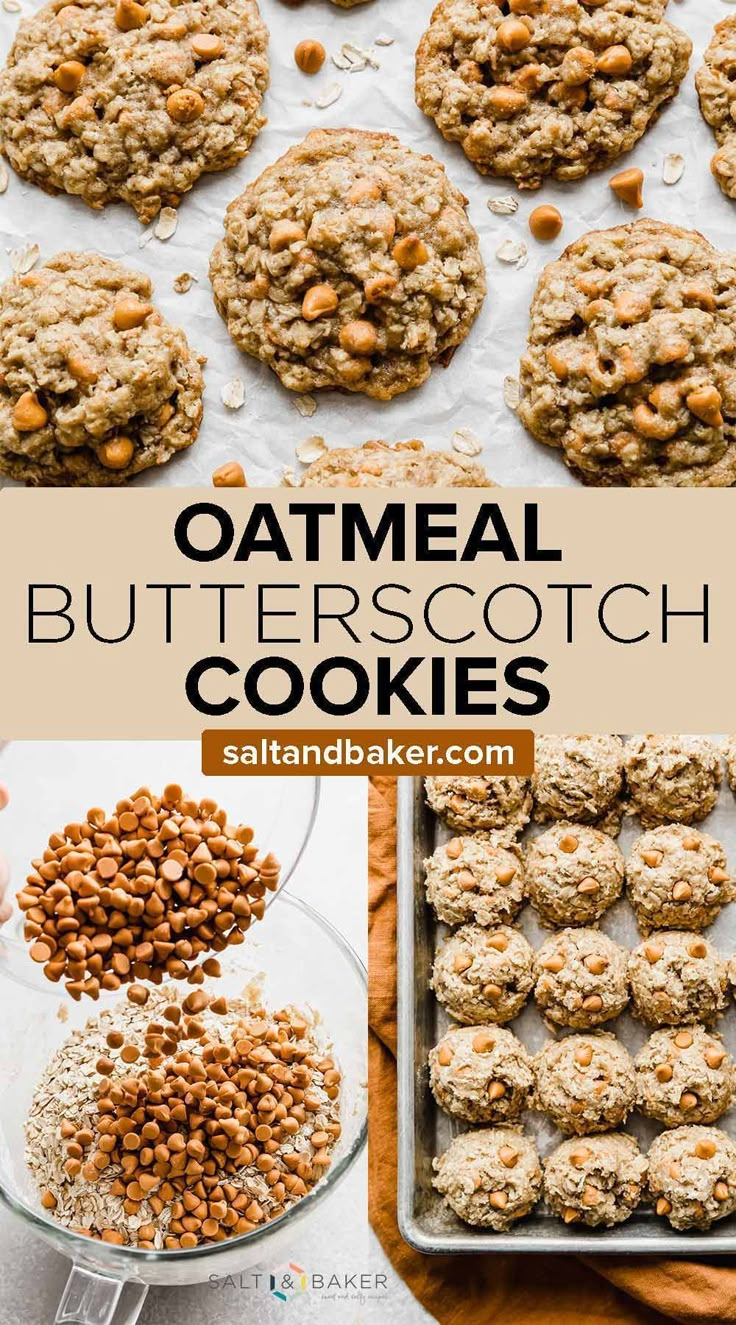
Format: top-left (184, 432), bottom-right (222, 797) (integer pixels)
top-left (0, 251), bottom-right (204, 486)
top-left (0, 0), bottom-right (268, 223)
top-left (518, 220), bottom-right (736, 487)
top-left (209, 129), bottom-right (486, 401)
top-left (415, 0), bottom-right (690, 188)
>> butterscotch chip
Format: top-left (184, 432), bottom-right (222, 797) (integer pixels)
top-left (543, 1133), bottom-right (647, 1228)
top-left (296, 440), bottom-right (495, 489)
top-left (415, 0), bottom-right (690, 188)
top-left (429, 1024), bottom-right (533, 1123)
top-left (519, 221), bottom-right (736, 487)
top-left (433, 1128), bottom-right (541, 1230)
top-left (0, 252), bottom-right (203, 486)
top-left (210, 129), bottom-right (486, 401)
top-left (0, 0), bottom-right (268, 223)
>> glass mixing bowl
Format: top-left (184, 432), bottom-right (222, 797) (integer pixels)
top-left (0, 749), bottom-right (366, 1324)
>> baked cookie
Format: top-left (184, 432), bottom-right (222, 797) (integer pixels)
top-left (629, 931), bottom-right (728, 1027)
top-left (532, 734), bottom-right (624, 833)
top-left (296, 440), bottom-right (495, 487)
top-left (624, 735), bottom-right (723, 826)
top-left (415, 0), bottom-right (690, 189)
top-left (724, 737), bottom-right (736, 794)
top-left (696, 19), bottom-right (736, 204)
top-left (0, 0), bottom-right (268, 224)
top-left (635, 1026), bottom-right (734, 1128)
top-left (525, 823), bottom-right (624, 928)
top-left (648, 1126), bottom-right (736, 1230)
top-left (533, 1033), bottom-right (636, 1136)
top-left (625, 824), bottom-right (732, 933)
top-left (425, 776), bottom-right (532, 836)
top-left (429, 1024), bottom-right (534, 1124)
top-left (433, 1128), bottom-right (542, 1230)
top-left (424, 834), bottom-right (526, 929)
top-left (0, 252), bottom-right (203, 486)
top-left (518, 221), bottom-right (736, 487)
top-left (210, 129), bottom-right (486, 401)
top-left (431, 923), bottom-right (535, 1025)
top-left (534, 928), bottom-right (629, 1030)
top-left (543, 1133), bottom-right (647, 1229)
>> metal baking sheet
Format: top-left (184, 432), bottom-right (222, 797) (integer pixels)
top-left (396, 751), bottom-right (736, 1255)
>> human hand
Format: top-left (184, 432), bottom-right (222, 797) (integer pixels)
top-left (0, 783), bottom-right (11, 923)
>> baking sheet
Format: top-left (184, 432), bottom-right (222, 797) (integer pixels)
top-left (397, 752), bottom-right (736, 1254)
top-left (0, 0), bottom-right (728, 488)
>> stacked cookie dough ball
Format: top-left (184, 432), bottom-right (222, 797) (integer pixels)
top-left (426, 736), bottom-right (736, 1236)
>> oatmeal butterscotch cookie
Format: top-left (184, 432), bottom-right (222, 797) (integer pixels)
top-left (625, 824), bottom-right (732, 933)
top-left (296, 440), bottom-right (495, 488)
top-left (425, 776), bottom-right (532, 837)
top-left (624, 735), bottom-right (723, 826)
top-left (534, 1033), bottom-right (635, 1136)
top-left (532, 735), bottom-right (624, 833)
top-left (544, 1133), bottom-right (647, 1228)
top-left (518, 221), bottom-right (736, 487)
top-left (424, 834), bottom-right (526, 929)
top-left (429, 1024), bottom-right (534, 1124)
top-left (415, 0), bottom-right (690, 189)
top-left (697, 19), bottom-right (736, 204)
top-left (210, 129), bottom-right (486, 401)
top-left (635, 1027), bottom-right (734, 1128)
top-left (648, 1126), bottom-right (736, 1230)
top-left (0, 0), bottom-right (268, 224)
top-left (525, 823), bottom-right (625, 929)
top-left (432, 923), bottom-right (535, 1025)
top-left (433, 1128), bottom-right (542, 1230)
top-left (724, 737), bottom-right (736, 794)
top-left (0, 252), bottom-right (203, 486)
top-left (534, 928), bottom-right (629, 1030)
top-left (629, 932), bottom-right (728, 1027)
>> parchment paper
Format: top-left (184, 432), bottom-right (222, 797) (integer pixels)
top-left (0, 0), bottom-right (728, 488)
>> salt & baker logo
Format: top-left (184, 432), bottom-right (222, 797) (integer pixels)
top-left (269, 1261), bottom-right (309, 1303)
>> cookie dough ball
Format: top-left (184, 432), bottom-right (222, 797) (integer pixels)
top-left (629, 931), bottom-right (728, 1027)
top-left (429, 1025), bottom-right (534, 1124)
top-left (534, 929), bottom-right (629, 1030)
top-left (635, 1027), bottom-right (734, 1128)
top-left (297, 440), bottom-right (495, 487)
top-left (534, 1033), bottom-right (636, 1136)
top-left (525, 824), bottom-right (624, 928)
top-left (0, 253), bottom-right (204, 486)
top-left (697, 17), bottom-right (736, 203)
top-left (544, 1134), bottom-right (647, 1229)
top-left (433, 1128), bottom-right (542, 1230)
top-left (648, 1126), bottom-right (736, 1230)
top-left (532, 735), bottom-right (624, 832)
top-left (432, 924), bottom-right (535, 1025)
top-left (415, 0), bottom-right (690, 188)
top-left (0, 0), bottom-right (269, 223)
top-left (624, 736), bottom-right (723, 827)
top-left (724, 736), bottom-right (736, 793)
top-left (210, 129), bottom-right (486, 401)
top-left (518, 221), bottom-right (736, 488)
top-left (425, 776), bottom-right (532, 836)
top-left (424, 835), bottom-right (525, 929)
top-left (626, 824), bottom-right (732, 933)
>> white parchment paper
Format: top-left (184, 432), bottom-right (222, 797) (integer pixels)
top-left (0, 0), bottom-right (730, 487)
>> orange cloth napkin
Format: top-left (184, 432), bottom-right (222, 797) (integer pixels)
top-left (368, 775), bottom-right (736, 1325)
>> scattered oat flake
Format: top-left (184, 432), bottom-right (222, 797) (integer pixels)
top-left (375, 33), bottom-right (394, 46)
top-left (2, 0), bottom-right (21, 12)
top-left (293, 394), bottom-right (317, 418)
top-left (57, 1004), bottom-right (68, 1024)
top-left (315, 83), bottom-right (343, 110)
top-left (496, 237), bottom-right (528, 268)
top-left (221, 377), bottom-right (245, 411)
top-left (173, 271), bottom-right (196, 294)
top-left (154, 207), bottom-right (178, 240)
top-left (662, 153), bottom-right (685, 185)
top-left (0, 163), bottom-right (8, 195)
top-left (10, 241), bottom-right (39, 274)
top-left (503, 376), bottom-right (520, 411)
top-left (296, 435), bottom-right (327, 464)
top-left (487, 195), bottom-right (518, 216)
top-left (452, 428), bottom-right (482, 457)
top-left (282, 465), bottom-right (299, 488)
top-left (137, 226), bottom-right (154, 249)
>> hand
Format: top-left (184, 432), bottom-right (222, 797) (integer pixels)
top-left (0, 783), bottom-right (11, 924)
